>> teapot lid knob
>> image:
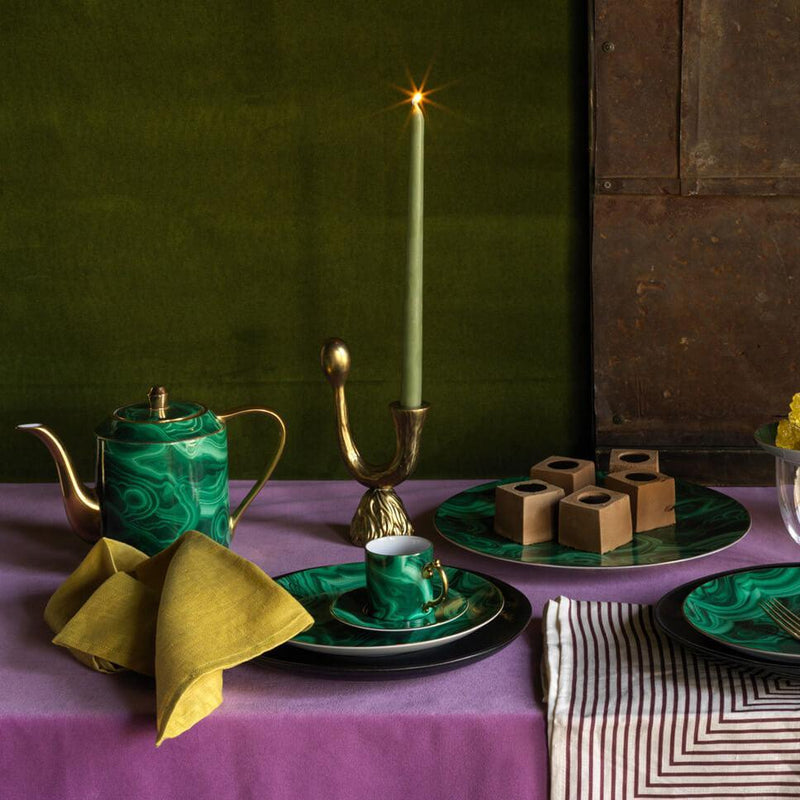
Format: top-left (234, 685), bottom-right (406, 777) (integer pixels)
top-left (148, 385), bottom-right (168, 420)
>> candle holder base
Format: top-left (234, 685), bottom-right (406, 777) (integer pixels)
top-left (350, 487), bottom-right (414, 546)
top-left (321, 338), bottom-right (429, 546)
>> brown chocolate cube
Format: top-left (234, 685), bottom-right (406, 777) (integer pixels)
top-left (558, 486), bottom-right (632, 553)
top-left (603, 470), bottom-right (676, 532)
top-left (609, 448), bottom-right (659, 474)
top-left (530, 456), bottom-right (595, 494)
top-left (494, 480), bottom-right (564, 544)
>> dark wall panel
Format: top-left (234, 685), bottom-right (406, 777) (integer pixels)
top-left (593, 194), bottom-right (800, 451)
top-left (2, 1), bottom-right (590, 482)
top-left (592, 0), bottom-right (800, 483)
top-left (593, 0), bottom-right (681, 188)
top-left (681, 0), bottom-right (800, 194)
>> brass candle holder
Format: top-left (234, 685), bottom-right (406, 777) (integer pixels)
top-left (321, 338), bottom-right (430, 546)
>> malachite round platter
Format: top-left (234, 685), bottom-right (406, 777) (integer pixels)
top-left (434, 477), bottom-right (750, 570)
top-left (276, 563), bottom-right (504, 657)
top-left (683, 565), bottom-right (800, 660)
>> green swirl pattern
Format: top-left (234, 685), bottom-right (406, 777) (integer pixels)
top-left (683, 566), bottom-right (800, 657)
top-left (95, 401), bottom-right (224, 443)
top-left (277, 563), bottom-right (504, 651)
top-left (332, 587), bottom-right (468, 631)
top-left (434, 477), bottom-right (750, 569)
top-left (97, 429), bottom-right (231, 556)
top-left (365, 545), bottom-right (438, 622)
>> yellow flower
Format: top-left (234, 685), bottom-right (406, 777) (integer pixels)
top-left (776, 417), bottom-right (800, 449)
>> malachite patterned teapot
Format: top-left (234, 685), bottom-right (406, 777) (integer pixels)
top-left (18, 386), bottom-right (286, 555)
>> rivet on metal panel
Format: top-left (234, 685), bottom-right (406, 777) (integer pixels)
top-left (601, 41), bottom-right (615, 53)
top-left (602, 180), bottom-right (613, 190)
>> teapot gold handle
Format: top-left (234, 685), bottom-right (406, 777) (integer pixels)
top-left (218, 406), bottom-right (287, 534)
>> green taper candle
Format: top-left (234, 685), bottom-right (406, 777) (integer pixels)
top-left (401, 96), bottom-right (424, 409)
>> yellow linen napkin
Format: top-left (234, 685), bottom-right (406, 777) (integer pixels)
top-left (44, 531), bottom-right (313, 744)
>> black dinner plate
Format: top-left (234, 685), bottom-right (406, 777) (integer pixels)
top-left (252, 571), bottom-right (532, 679)
top-left (654, 563), bottom-right (800, 679)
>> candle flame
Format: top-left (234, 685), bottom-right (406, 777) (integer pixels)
top-left (382, 66), bottom-right (453, 120)
top-left (393, 67), bottom-right (436, 115)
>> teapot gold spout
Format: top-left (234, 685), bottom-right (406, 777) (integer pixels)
top-left (16, 424), bottom-right (101, 542)
top-left (17, 386), bottom-right (286, 555)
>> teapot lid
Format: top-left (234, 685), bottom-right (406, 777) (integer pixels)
top-left (95, 386), bottom-right (224, 443)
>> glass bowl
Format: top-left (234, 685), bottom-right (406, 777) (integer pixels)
top-left (755, 422), bottom-right (800, 544)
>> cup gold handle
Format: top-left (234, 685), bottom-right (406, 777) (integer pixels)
top-left (218, 406), bottom-right (287, 535)
top-left (421, 559), bottom-right (449, 611)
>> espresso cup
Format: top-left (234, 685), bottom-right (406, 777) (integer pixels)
top-left (364, 535), bottom-right (449, 622)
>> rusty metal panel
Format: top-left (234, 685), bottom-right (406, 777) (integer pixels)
top-left (592, 0), bottom-right (800, 482)
top-left (592, 194), bottom-right (800, 479)
top-left (683, 177), bottom-right (800, 196)
top-left (681, 0), bottom-right (800, 195)
top-left (593, 0), bottom-right (681, 182)
top-left (596, 177), bottom-right (682, 196)
top-left (595, 447), bottom-right (773, 485)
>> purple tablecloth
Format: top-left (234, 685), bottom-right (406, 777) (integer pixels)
top-left (0, 480), bottom-right (792, 800)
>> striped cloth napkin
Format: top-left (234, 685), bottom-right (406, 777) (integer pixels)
top-left (543, 596), bottom-right (800, 799)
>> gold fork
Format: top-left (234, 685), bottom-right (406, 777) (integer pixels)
top-left (759, 597), bottom-right (800, 641)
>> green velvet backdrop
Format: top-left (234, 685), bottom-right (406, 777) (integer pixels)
top-left (3, 0), bottom-right (590, 482)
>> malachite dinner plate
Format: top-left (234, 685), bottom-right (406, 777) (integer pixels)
top-left (255, 571), bottom-right (532, 679)
top-left (276, 563), bottom-right (504, 657)
top-left (655, 564), bottom-right (800, 678)
top-left (682, 566), bottom-right (800, 660)
top-left (434, 477), bottom-right (750, 569)
top-left (331, 587), bottom-right (469, 632)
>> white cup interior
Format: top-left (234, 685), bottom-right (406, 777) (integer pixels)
top-left (366, 535), bottom-right (431, 557)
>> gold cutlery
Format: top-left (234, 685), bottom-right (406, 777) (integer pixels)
top-left (759, 597), bottom-right (800, 641)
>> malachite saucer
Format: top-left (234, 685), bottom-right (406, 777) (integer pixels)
top-left (276, 563), bottom-right (504, 657)
top-left (434, 477), bottom-right (750, 569)
top-left (331, 587), bottom-right (469, 632)
top-left (682, 565), bottom-right (800, 660)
